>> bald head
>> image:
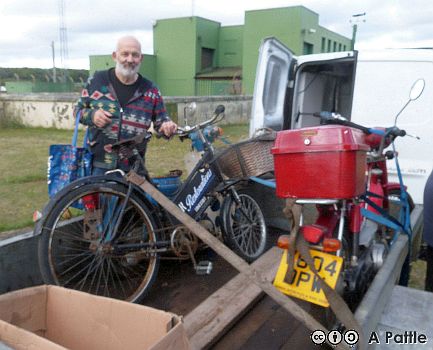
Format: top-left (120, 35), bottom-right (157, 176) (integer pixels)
top-left (112, 35), bottom-right (143, 84)
top-left (116, 36), bottom-right (142, 52)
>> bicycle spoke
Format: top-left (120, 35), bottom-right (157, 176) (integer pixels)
top-left (71, 252), bottom-right (110, 293)
top-left (44, 225), bottom-right (91, 244)
top-left (107, 257), bottom-right (128, 299)
top-left (83, 256), bottom-right (104, 293)
top-left (60, 254), bottom-right (97, 285)
top-left (55, 251), bottom-right (92, 267)
top-left (223, 193), bottom-right (266, 261)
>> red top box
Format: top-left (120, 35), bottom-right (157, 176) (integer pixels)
top-left (271, 125), bottom-right (369, 199)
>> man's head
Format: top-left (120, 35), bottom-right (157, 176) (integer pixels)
top-left (112, 36), bottom-right (143, 83)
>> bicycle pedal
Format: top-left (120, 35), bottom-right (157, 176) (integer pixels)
top-left (195, 261), bottom-right (213, 275)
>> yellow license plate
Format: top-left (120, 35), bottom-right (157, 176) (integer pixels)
top-left (273, 249), bottom-right (343, 307)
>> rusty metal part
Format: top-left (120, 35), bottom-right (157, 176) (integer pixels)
top-left (83, 209), bottom-right (102, 240)
top-left (170, 225), bottom-right (199, 259)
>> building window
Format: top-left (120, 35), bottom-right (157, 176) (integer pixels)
top-left (303, 42), bottom-right (314, 55)
top-left (343, 45), bottom-right (346, 51)
top-left (321, 38), bottom-right (326, 53)
top-left (333, 41), bottom-right (337, 52)
top-left (201, 48), bottom-right (214, 70)
top-left (338, 43), bottom-right (342, 51)
top-left (327, 39), bottom-right (331, 52)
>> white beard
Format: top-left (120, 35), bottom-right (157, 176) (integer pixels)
top-left (115, 61), bottom-right (140, 82)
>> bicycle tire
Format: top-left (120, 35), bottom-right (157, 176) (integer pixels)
top-left (38, 182), bottom-right (159, 303)
top-left (221, 192), bottom-right (267, 262)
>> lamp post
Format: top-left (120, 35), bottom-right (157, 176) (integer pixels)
top-left (350, 12), bottom-right (366, 50)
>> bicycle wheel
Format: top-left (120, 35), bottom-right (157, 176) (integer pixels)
top-left (221, 192), bottom-right (267, 262)
top-left (38, 182), bottom-right (159, 303)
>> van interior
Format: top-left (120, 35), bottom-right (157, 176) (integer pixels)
top-left (290, 56), bottom-right (356, 129)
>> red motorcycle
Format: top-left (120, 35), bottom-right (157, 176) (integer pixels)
top-left (270, 79), bottom-right (424, 311)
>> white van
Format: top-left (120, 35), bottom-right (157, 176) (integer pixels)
top-left (250, 37), bottom-right (433, 204)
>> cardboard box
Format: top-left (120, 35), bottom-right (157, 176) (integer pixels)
top-left (0, 285), bottom-right (190, 350)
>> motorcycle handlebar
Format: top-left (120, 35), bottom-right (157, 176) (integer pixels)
top-left (389, 127), bottom-right (406, 138)
top-left (313, 112), bottom-right (372, 134)
top-left (314, 111), bottom-right (407, 139)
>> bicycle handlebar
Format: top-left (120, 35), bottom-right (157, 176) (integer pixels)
top-left (110, 105), bottom-right (226, 157)
top-left (176, 104), bottom-right (225, 136)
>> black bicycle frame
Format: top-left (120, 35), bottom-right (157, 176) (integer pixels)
top-left (109, 132), bottom-right (228, 248)
top-left (173, 148), bottom-right (224, 219)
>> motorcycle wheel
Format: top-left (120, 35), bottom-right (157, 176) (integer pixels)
top-left (221, 192), bottom-right (267, 262)
top-left (38, 182), bottom-right (159, 303)
top-left (387, 188), bottom-right (415, 221)
top-left (386, 188), bottom-right (417, 257)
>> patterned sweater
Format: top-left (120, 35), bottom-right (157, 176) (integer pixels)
top-left (75, 70), bottom-right (170, 169)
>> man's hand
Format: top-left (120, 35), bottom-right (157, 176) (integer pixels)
top-left (92, 109), bottom-right (112, 128)
top-left (159, 121), bottom-right (178, 138)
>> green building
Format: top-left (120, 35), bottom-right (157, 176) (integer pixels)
top-left (90, 6), bottom-right (351, 96)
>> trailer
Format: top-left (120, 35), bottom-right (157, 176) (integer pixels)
top-left (0, 199), bottom-right (427, 349)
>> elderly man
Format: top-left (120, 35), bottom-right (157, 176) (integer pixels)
top-left (75, 35), bottom-right (177, 175)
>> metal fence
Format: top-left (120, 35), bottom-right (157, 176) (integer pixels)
top-left (195, 79), bottom-right (242, 96)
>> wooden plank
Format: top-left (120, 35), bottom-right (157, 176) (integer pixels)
top-left (211, 297), bottom-right (282, 350)
top-left (128, 173), bottom-right (352, 350)
top-left (184, 247), bottom-right (281, 350)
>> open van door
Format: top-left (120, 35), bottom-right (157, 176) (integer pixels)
top-left (249, 37), bottom-right (295, 136)
top-left (250, 37), bottom-right (358, 136)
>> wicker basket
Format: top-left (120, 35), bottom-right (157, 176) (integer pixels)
top-left (215, 133), bottom-right (276, 179)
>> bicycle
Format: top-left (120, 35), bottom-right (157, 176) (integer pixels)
top-left (35, 105), bottom-right (268, 302)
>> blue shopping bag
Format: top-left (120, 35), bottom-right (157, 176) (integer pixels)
top-left (48, 112), bottom-right (92, 198)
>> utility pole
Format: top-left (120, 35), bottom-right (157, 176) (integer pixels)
top-left (58, 0), bottom-right (69, 82)
top-left (191, 0), bottom-right (195, 17)
top-left (350, 12), bottom-right (366, 50)
top-left (51, 41), bottom-right (57, 83)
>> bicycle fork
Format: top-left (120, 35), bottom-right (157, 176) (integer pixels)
top-left (229, 187), bottom-right (253, 224)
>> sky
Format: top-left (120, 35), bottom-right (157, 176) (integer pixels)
top-left (1, 0), bottom-right (432, 69)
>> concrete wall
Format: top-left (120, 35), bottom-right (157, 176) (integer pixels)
top-left (0, 93), bottom-right (78, 128)
top-left (0, 93), bottom-right (252, 129)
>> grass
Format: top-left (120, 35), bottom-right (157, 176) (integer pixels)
top-left (0, 124), bottom-right (249, 232)
top-left (408, 259), bottom-right (426, 290)
top-left (0, 127), bottom-right (77, 231)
